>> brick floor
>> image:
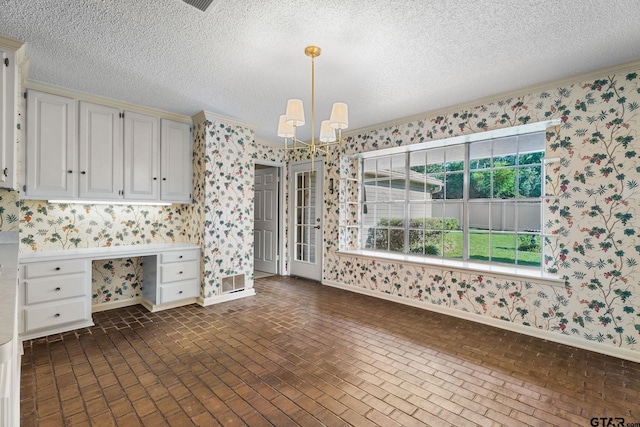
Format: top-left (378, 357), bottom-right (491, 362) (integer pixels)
top-left (21, 276), bottom-right (640, 426)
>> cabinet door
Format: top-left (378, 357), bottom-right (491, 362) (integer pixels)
top-left (123, 111), bottom-right (159, 201)
top-left (0, 48), bottom-right (17, 190)
top-left (25, 90), bottom-right (77, 199)
top-left (79, 102), bottom-right (123, 200)
top-left (160, 119), bottom-right (192, 203)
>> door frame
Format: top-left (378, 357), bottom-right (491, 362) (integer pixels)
top-left (254, 160), bottom-right (286, 275)
top-left (287, 159), bottom-right (324, 281)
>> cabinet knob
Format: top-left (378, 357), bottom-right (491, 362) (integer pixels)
top-left (55, 267), bottom-right (61, 271)
top-left (179, 255), bottom-right (183, 259)
top-left (162, 177), bottom-right (167, 181)
top-left (55, 287), bottom-right (61, 291)
top-left (67, 170), bottom-right (73, 174)
top-left (54, 313), bottom-right (60, 318)
top-left (179, 271), bottom-right (183, 274)
top-left (81, 171), bottom-right (86, 175)
top-left (153, 177), bottom-right (157, 180)
top-left (178, 290), bottom-right (183, 294)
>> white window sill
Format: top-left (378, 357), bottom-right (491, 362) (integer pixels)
top-left (336, 250), bottom-right (565, 287)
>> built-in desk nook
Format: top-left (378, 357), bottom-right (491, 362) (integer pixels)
top-left (18, 243), bottom-right (200, 340)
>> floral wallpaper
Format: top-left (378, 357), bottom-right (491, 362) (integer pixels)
top-left (92, 257), bottom-right (142, 304)
top-left (19, 202), bottom-right (191, 251)
top-left (320, 65), bottom-right (640, 355)
top-left (18, 201), bottom-right (193, 306)
top-left (190, 116), bottom-right (283, 300)
top-left (0, 189), bottom-right (20, 232)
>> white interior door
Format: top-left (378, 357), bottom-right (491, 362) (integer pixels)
top-left (289, 160), bottom-right (323, 281)
top-left (254, 166), bottom-right (279, 274)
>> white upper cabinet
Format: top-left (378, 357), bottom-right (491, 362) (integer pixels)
top-left (25, 90), bottom-right (77, 199)
top-left (161, 119), bottom-right (192, 203)
top-left (79, 102), bottom-right (123, 200)
top-left (123, 111), bottom-right (160, 201)
top-left (0, 46), bottom-right (18, 190)
top-left (24, 89), bottom-right (193, 204)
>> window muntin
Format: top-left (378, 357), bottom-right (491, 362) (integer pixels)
top-left (361, 131), bottom-right (545, 267)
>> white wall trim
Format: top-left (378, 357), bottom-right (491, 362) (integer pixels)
top-left (336, 250), bottom-right (564, 288)
top-left (192, 110), bottom-right (255, 130)
top-left (0, 35), bottom-right (24, 51)
top-left (23, 79), bottom-right (193, 124)
top-left (198, 288), bottom-right (256, 307)
top-left (255, 138), bottom-right (284, 149)
top-left (322, 279), bottom-right (640, 364)
top-left (92, 297), bottom-right (142, 313)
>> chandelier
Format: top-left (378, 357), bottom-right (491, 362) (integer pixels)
top-left (277, 46), bottom-right (349, 166)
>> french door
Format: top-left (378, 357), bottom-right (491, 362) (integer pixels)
top-left (289, 160), bottom-right (323, 281)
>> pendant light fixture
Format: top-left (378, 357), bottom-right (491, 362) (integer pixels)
top-left (277, 46), bottom-right (348, 168)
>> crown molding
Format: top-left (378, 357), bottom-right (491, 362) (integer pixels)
top-left (23, 79), bottom-right (193, 124)
top-left (254, 138), bottom-right (283, 149)
top-left (343, 57), bottom-right (640, 139)
top-left (0, 35), bottom-right (24, 51)
top-left (192, 110), bottom-right (255, 130)
top-left (17, 54), bottom-right (30, 83)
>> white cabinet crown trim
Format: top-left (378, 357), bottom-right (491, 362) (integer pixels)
top-left (24, 79), bottom-right (191, 124)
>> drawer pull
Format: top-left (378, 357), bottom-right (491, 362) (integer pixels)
top-left (179, 290), bottom-right (183, 294)
top-left (179, 271), bottom-right (183, 274)
top-left (55, 267), bottom-right (61, 271)
top-left (179, 255), bottom-right (183, 259)
top-left (54, 313), bottom-right (60, 318)
top-left (55, 287), bottom-right (61, 291)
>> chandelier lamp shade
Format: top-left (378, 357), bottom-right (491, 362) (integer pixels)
top-left (277, 46), bottom-right (348, 166)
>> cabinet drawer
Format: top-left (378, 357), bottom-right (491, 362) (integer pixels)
top-left (24, 274), bottom-right (87, 305)
top-left (24, 299), bottom-right (89, 332)
top-left (159, 280), bottom-right (199, 304)
top-left (23, 260), bottom-right (88, 279)
top-left (160, 261), bottom-right (199, 283)
top-left (160, 250), bottom-right (199, 264)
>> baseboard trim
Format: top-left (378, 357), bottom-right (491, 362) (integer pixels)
top-left (20, 320), bottom-right (95, 342)
top-left (322, 279), bottom-right (640, 364)
top-left (198, 288), bottom-right (256, 307)
top-left (140, 297), bottom-right (199, 313)
top-left (92, 297), bottom-right (142, 313)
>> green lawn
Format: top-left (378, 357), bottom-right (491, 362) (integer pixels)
top-left (444, 231), bottom-right (541, 266)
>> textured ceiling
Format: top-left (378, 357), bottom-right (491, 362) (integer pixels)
top-left (1, 0), bottom-right (640, 143)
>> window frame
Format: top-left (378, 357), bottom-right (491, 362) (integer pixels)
top-left (353, 120), bottom-right (561, 271)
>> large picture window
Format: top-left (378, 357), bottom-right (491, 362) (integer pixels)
top-left (361, 130), bottom-right (546, 267)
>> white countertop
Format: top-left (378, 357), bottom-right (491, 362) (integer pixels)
top-left (0, 232), bottom-right (19, 350)
top-left (19, 242), bottom-right (200, 263)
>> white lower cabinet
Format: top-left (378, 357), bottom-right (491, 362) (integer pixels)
top-left (143, 248), bottom-right (200, 310)
top-left (159, 281), bottom-right (200, 304)
top-left (0, 280), bottom-right (20, 427)
top-left (19, 259), bottom-right (92, 340)
top-left (19, 244), bottom-right (202, 338)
